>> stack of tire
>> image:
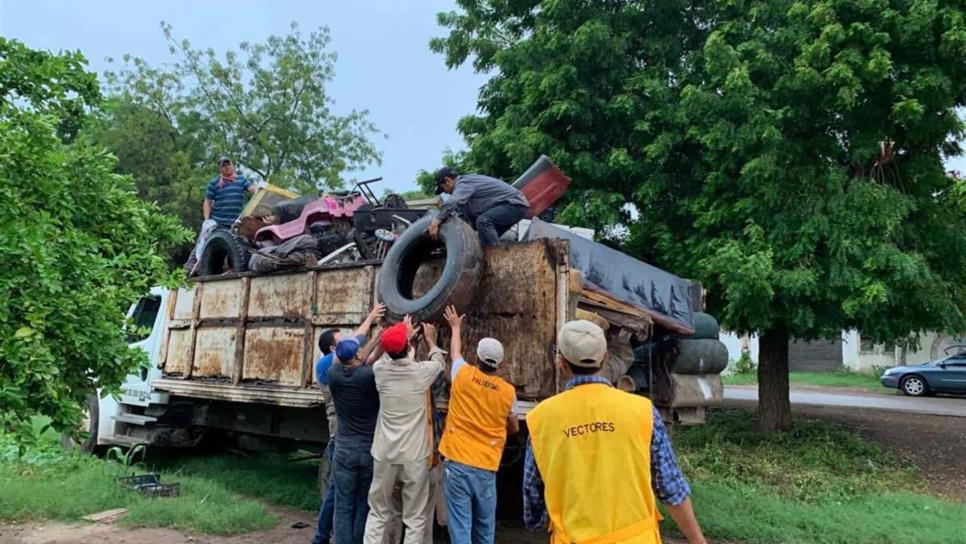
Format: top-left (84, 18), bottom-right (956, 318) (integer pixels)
top-left (672, 312), bottom-right (728, 375)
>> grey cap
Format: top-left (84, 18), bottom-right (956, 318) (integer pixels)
top-left (557, 320), bottom-right (607, 367)
top-left (217, 156), bottom-right (232, 166)
top-left (477, 337), bottom-right (505, 368)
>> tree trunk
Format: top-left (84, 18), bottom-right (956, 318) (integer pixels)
top-left (758, 326), bottom-right (792, 431)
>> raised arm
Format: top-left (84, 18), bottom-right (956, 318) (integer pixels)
top-left (354, 303), bottom-right (386, 338)
top-left (443, 305), bottom-right (464, 380)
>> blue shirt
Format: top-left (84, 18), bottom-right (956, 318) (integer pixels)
top-left (206, 175), bottom-right (252, 226)
top-left (315, 335), bottom-right (366, 387)
top-left (522, 375), bottom-right (692, 532)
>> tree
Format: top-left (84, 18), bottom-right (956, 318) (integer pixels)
top-left (0, 38), bottom-right (190, 441)
top-left (103, 22), bottom-right (382, 195)
top-left (433, 0), bottom-right (966, 430)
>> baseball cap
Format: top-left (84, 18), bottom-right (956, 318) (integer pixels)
top-left (477, 338), bottom-right (505, 369)
top-left (334, 338), bottom-right (360, 363)
top-left (433, 167), bottom-right (458, 194)
top-left (557, 320), bottom-right (607, 367)
top-left (381, 322), bottom-right (409, 355)
top-left (218, 156), bottom-right (232, 166)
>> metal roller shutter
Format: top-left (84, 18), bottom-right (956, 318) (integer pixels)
top-left (788, 337), bottom-right (842, 372)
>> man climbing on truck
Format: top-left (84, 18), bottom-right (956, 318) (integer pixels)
top-left (524, 319), bottom-right (707, 544)
top-left (439, 305), bottom-right (518, 544)
top-left (428, 166), bottom-right (530, 247)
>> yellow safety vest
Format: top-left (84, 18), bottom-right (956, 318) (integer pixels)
top-left (526, 383), bottom-right (660, 544)
top-left (439, 364), bottom-right (515, 471)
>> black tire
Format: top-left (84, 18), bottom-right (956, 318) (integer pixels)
top-left (198, 228), bottom-right (250, 276)
top-left (671, 338), bottom-right (729, 374)
top-left (900, 374), bottom-right (929, 397)
top-left (377, 215), bottom-right (482, 322)
top-left (61, 394), bottom-right (98, 454)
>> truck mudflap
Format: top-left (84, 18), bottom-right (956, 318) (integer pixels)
top-left (526, 219), bottom-right (695, 335)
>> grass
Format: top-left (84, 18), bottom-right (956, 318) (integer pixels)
top-left (665, 409), bottom-right (966, 543)
top-left (723, 370), bottom-right (884, 392)
top-left (0, 431), bottom-right (277, 535)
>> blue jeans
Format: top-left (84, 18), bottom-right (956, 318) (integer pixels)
top-left (474, 203), bottom-right (528, 246)
top-left (311, 440), bottom-right (336, 544)
top-left (332, 435), bottom-right (374, 544)
top-left (444, 460), bottom-right (497, 544)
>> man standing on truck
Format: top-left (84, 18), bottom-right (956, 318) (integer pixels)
top-left (428, 166), bottom-right (530, 247)
top-left (187, 156), bottom-right (259, 274)
top-left (523, 320), bottom-right (708, 544)
top-left (312, 304), bottom-right (385, 544)
top-left (364, 319), bottom-right (445, 544)
top-left (438, 305), bottom-right (518, 544)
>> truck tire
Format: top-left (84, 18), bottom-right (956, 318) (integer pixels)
top-left (378, 215), bottom-right (482, 322)
top-left (198, 228), bottom-right (250, 276)
top-left (671, 339), bottom-right (729, 375)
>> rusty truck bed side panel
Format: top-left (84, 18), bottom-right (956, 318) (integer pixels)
top-left (158, 239), bottom-right (570, 406)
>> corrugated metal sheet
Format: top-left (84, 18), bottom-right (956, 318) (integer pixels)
top-left (789, 337), bottom-right (842, 372)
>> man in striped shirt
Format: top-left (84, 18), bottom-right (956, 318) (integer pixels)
top-left (204, 156), bottom-right (256, 226)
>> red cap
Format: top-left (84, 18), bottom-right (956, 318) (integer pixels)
top-left (381, 323), bottom-right (409, 354)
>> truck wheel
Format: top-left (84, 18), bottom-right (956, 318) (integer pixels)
top-left (198, 228), bottom-right (250, 276)
top-left (378, 215), bottom-right (482, 322)
top-left (61, 394), bottom-right (98, 454)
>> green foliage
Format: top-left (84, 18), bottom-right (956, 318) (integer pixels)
top-left (731, 352), bottom-right (757, 375)
top-left (149, 452), bottom-right (319, 512)
top-left (668, 409), bottom-right (966, 543)
top-left (102, 22), bottom-right (382, 195)
top-left (723, 370), bottom-right (884, 391)
top-left (0, 39), bottom-right (190, 440)
top-left (0, 433), bottom-right (275, 535)
top-left (433, 0), bottom-right (966, 344)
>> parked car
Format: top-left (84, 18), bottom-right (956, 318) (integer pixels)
top-left (880, 348), bottom-right (966, 396)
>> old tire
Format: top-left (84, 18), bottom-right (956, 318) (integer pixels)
top-left (672, 339), bottom-right (729, 375)
top-left (377, 215), bottom-right (482, 322)
top-left (691, 312), bottom-right (720, 339)
top-left (198, 228), bottom-right (250, 276)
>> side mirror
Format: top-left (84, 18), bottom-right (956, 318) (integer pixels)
top-left (939, 363), bottom-right (947, 369)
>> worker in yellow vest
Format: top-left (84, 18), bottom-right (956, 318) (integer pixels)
top-left (439, 305), bottom-right (519, 544)
top-left (524, 320), bottom-right (707, 544)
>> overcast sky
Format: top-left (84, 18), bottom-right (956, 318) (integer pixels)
top-left (0, 0), bottom-right (487, 194)
top-left (2, 1), bottom-right (964, 189)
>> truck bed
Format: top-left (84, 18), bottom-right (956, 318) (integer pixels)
top-left (155, 239), bottom-right (574, 407)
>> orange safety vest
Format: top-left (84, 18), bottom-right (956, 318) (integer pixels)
top-left (526, 383), bottom-right (660, 544)
top-left (439, 364), bottom-right (515, 471)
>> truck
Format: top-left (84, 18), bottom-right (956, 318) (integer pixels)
top-left (89, 221), bottom-right (725, 458)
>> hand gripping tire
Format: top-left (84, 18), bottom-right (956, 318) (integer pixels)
top-left (198, 228), bottom-right (250, 276)
top-left (377, 215), bottom-right (482, 322)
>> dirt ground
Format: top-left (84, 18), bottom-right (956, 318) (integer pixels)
top-left (728, 399), bottom-right (966, 502)
top-left (0, 512), bottom-right (686, 544)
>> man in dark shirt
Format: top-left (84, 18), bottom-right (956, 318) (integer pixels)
top-left (328, 336), bottom-right (382, 544)
top-left (428, 167), bottom-right (530, 247)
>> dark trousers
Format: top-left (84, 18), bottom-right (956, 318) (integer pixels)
top-left (311, 439), bottom-right (336, 544)
top-left (332, 435), bottom-right (374, 544)
top-left (473, 203), bottom-right (528, 247)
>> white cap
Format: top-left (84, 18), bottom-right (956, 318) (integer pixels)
top-left (477, 337), bottom-right (505, 368)
top-left (557, 320), bottom-right (607, 367)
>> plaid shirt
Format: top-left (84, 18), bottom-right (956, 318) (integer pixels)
top-left (522, 375), bottom-right (691, 532)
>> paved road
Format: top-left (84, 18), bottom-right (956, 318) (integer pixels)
top-left (724, 386), bottom-right (966, 417)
